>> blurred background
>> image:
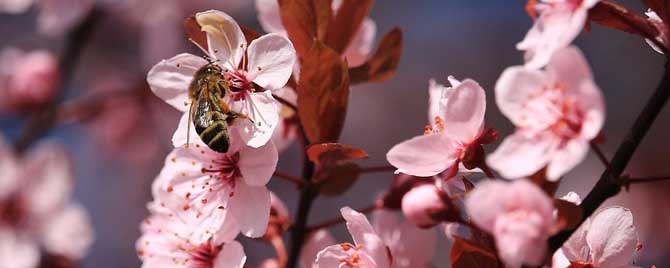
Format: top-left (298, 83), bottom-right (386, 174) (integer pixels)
top-left (0, 0), bottom-right (668, 267)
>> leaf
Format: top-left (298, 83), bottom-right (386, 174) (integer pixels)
top-left (184, 16), bottom-right (208, 51)
top-left (349, 28), bottom-right (403, 84)
top-left (306, 143), bottom-right (368, 165)
top-left (588, 1), bottom-right (660, 40)
top-left (297, 41), bottom-right (350, 143)
top-left (278, 0), bottom-right (332, 58)
top-left (450, 237), bottom-right (502, 268)
top-left (553, 199), bottom-right (584, 232)
top-left (325, 0), bottom-right (374, 53)
top-left (240, 25), bottom-right (262, 44)
top-left (642, 0), bottom-right (669, 22)
top-left (316, 162), bottom-right (361, 196)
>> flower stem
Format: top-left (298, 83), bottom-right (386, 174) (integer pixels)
top-left (306, 204), bottom-right (378, 232)
top-left (273, 170), bottom-right (306, 188)
top-left (548, 59), bottom-right (670, 253)
top-left (13, 8), bottom-right (102, 154)
top-left (624, 176), bottom-right (670, 185)
top-left (590, 142), bottom-right (611, 168)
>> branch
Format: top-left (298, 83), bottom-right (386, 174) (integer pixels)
top-left (548, 59), bottom-right (670, 252)
top-left (306, 204), bottom-right (378, 232)
top-left (13, 8), bottom-right (102, 154)
top-left (624, 176), bottom-right (670, 185)
top-left (273, 170), bottom-right (306, 188)
top-left (590, 142), bottom-right (611, 168)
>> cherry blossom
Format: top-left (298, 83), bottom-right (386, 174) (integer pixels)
top-left (387, 76), bottom-right (495, 179)
top-left (0, 138), bottom-right (94, 267)
top-left (255, 0), bottom-right (376, 67)
top-left (147, 9), bottom-right (296, 149)
top-left (0, 0), bottom-right (94, 36)
top-left (300, 229), bottom-right (336, 268)
top-left (152, 131), bottom-right (278, 241)
top-left (518, 0), bottom-right (599, 69)
top-left (400, 183), bottom-right (455, 228)
top-left (559, 206), bottom-right (641, 268)
top-left (314, 207), bottom-right (392, 268)
top-left (136, 202), bottom-right (246, 268)
top-left (645, 9), bottom-right (669, 54)
top-left (372, 209), bottom-right (436, 268)
top-left (465, 179), bottom-right (555, 268)
top-left (488, 46), bottom-right (604, 181)
top-left (271, 87), bottom-right (299, 152)
top-left (0, 48), bottom-right (60, 112)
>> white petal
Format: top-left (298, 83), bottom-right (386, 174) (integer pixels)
top-left (247, 33), bottom-right (297, 90)
top-left (213, 241), bottom-right (247, 268)
top-left (486, 133), bottom-right (559, 180)
top-left (442, 79), bottom-right (487, 142)
top-left (42, 204), bottom-right (94, 260)
top-left (229, 184), bottom-right (271, 238)
top-left (230, 91), bottom-right (280, 148)
top-left (300, 229), bottom-right (336, 268)
top-left (239, 140), bottom-right (278, 186)
top-left (386, 134), bottom-right (459, 177)
top-left (341, 207), bottom-right (390, 268)
top-left (21, 142), bottom-right (73, 218)
top-left (494, 66), bottom-right (547, 128)
top-left (547, 139), bottom-right (590, 180)
top-left (562, 218), bottom-right (592, 262)
top-left (196, 10), bottom-right (246, 69)
top-left (147, 53), bottom-right (206, 112)
top-left (0, 228), bottom-right (39, 268)
top-left (314, 245), bottom-right (351, 268)
top-left (587, 207), bottom-right (638, 267)
top-left (255, 0), bottom-right (287, 34)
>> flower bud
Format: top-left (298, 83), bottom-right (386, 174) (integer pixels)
top-left (380, 173), bottom-right (431, 209)
top-left (401, 183), bottom-right (459, 228)
top-left (5, 50), bottom-right (60, 110)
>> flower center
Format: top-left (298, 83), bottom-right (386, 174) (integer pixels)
top-left (424, 116), bottom-right (445, 135)
top-left (523, 82), bottom-right (584, 142)
top-left (0, 197), bottom-right (26, 228)
top-left (201, 152), bottom-right (242, 198)
top-left (185, 240), bottom-right (220, 268)
top-left (223, 68), bottom-right (264, 101)
top-left (569, 261), bottom-right (595, 268)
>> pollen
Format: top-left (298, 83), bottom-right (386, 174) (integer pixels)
top-left (201, 199), bottom-right (208, 204)
top-left (185, 192), bottom-right (191, 198)
top-left (167, 186), bottom-right (174, 193)
top-left (257, 66), bottom-right (262, 71)
top-left (434, 116), bottom-right (445, 131)
top-left (176, 63), bottom-right (181, 67)
top-left (183, 204), bottom-right (190, 211)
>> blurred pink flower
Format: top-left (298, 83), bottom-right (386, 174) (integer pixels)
top-left (271, 87), bottom-right (299, 153)
top-left (148, 10), bottom-right (296, 148)
top-left (0, 48), bottom-right (60, 112)
top-left (372, 209), bottom-right (436, 268)
top-left (300, 229), bottom-right (336, 268)
top-left (314, 207), bottom-right (392, 268)
top-left (400, 183), bottom-right (452, 228)
top-left (488, 46), bottom-right (605, 181)
top-left (136, 202), bottom-right (246, 268)
top-left (518, 0), bottom-right (599, 69)
top-left (152, 134), bottom-right (278, 241)
top-left (560, 206), bottom-right (641, 268)
top-left (37, 0), bottom-right (94, 36)
top-left (465, 179), bottom-right (555, 268)
top-left (645, 9), bottom-right (669, 55)
top-left (0, 138), bottom-right (94, 266)
top-left (255, 0), bottom-right (376, 67)
top-left (0, 0), bottom-right (32, 13)
top-left (387, 77), bottom-right (493, 178)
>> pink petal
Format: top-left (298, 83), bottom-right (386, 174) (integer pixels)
top-left (561, 217), bottom-right (592, 262)
top-left (42, 204), bottom-right (94, 260)
top-left (494, 66), bottom-right (547, 128)
top-left (314, 245), bottom-right (352, 268)
top-left (493, 211), bottom-right (548, 267)
top-left (0, 228), bottom-right (39, 268)
top-left (271, 87), bottom-right (299, 152)
top-left (341, 207), bottom-right (390, 268)
top-left (247, 33), bottom-right (297, 91)
top-left (239, 140), bottom-right (278, 186)
top-left (386, 134), bottom-right (458, 177)
top-left (442, 79), bottom-right (486, 143)
top-left (229, 184), bottom-right (271, 238)
top-left (195, 10), bottom-right (246, 69)
top-left (300, 229), bottom-right (336, 268)
top-left (171, 113), bottom-right (206, 148)
top-left (230, 91), bottom-right (280, 148)
top-left (372, 209), bottom-right (435, 268)
top-left (21, 142), bottom-right (73, 218)
top-left (552, 249), bottom-right (571, 268)
top-left (586, 207), bottom-right (638, 267)
top-left (546, 139), bottom-right (590, 180)
top-left (428, 78), bottom-right (452, 127)
top-left (0, 0), bottom-right (33, 13)
top-left (37, 0), bottom-right (93, 37)
top-left (213, 241), bottom-right (247, 268)
top-left (517, 9), bottom-right (585, 69)
top-left (465, 180), bottom-right (509, 232)
top-left (486, 133), bottom-right (558, 180)
top-left (344, 18), bottom-right (377, 67)
top-left (255, 0), bottom-right (286, 34)
top-left (147, 53), bottom-right (207, 112)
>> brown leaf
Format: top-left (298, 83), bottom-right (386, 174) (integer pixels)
top-left (450, 237), bottom-right (502, 268)
top-left (306, 143), bottom-right (368, 165)
top-left (240, 25), bottom-right (262, 44)
top-left (278, 0), bottom-right (332, 58)
top-left (316, 162), bottom-right (361, 196)
top-left (325, 0), bottom-right (374, 53)
top-left (349, 28), bottom-right (403, 84)
top-left (588, 1), bottom-right (660, 40)
top-left (297, 41), bottom-right (350, 143)
top-left (184, 16), bottom-right (208, 51)
top-left (553, 199), bottom-right (584, 232)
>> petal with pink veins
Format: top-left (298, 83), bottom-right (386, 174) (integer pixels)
top-left (247, 33), bottom-right (296, 91)
top-left (229, 183), bottom-right (271, 238)
top-left (212, 241), bottom-right (247, 268)
top-left (341, 207), bottom-right (391, 268)
top-left (587, 207), bottom-right (638, 268)
top-left (546, 139), bottom-right (590, 180)
top-left (386, 134), bottom-right (458, 177)
top-left (494, 66), bottom-right (546, 128)
top-left (147, 53), bottom-right (207, 112)
top-left (196, 10), bottom-right (247, 69)
top-left (238, 140), bottom-right (278, 186)
top-left (442, 79), bottom-right (486, 143)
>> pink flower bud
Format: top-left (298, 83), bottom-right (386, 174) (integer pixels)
top-left (401, 183), bottom-right (458, 228)
top-left (380, 174), bottom-right (431, 209)
top-left (6, 50), bottom-right (60, 110)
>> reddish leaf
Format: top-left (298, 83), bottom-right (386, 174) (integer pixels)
top-left (184, 16), bottom-right (208, 51)
top-left (588, 1), bottom-right (660, 40)
top-left (315, 162), bottom-right (361, 196)
top-left (349, 28), bottom-right (403, 84)
top-left (528, 167), bottom-right (560, 196)
top-left (553, 199), bottom-right (584, 232)
top-left (306, 143), bottom-right (368, 165)
top-left (240, 25), bottom-right (262, 44)
top-left (297, 41), bottom-right (350, 143)
top-left (450, 237), bottom-right (502, 268)
top-left (278, 0), bottom-right (332, 58)
top-left (325, 0), bottom-right (374, 53)
top-left (642, 0), bottom-right (669, 22)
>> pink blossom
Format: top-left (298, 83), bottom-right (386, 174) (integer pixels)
top-left (152, 133), bottom-right (278, 241)
top-left (300, 229), bottom-right (336, 268)
top-left (645, 9), bottom-right (669, 54)
top-left (465, 179), bottom-right (555, 268)
top-left (488, 46), bottom-right (605, 181)
top-left (271, 87), bottom-right (299, 152)
top-left (136, 202), bottom-right (246, 268)
top-left (400, 183), bottom-right (454, 228)
top-left (37, 0), bottom-right (94, 36)
top-left (0, 139), bottom-right (94, 265)
top-left (387, 77), bottom-right (493, 178)
top-left (148, 10), bottom-right (297, 149)
top-left (0, 0), bottom-right (33, 13)
top-left (560, 206), bottom-right (641, 268)
top-left (518, 0), bottom-right (600, 69)
top-left (255, 0), bottom-right (376, 67)
top-left (0, 48), bottom-right (60, 111)
top-left (372, 209), bottom-right (436, 268)
top-left (314, 207), bottom-right (392, 268)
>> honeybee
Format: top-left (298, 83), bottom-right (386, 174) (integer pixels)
top-left (187, 63), bottom-right (244, 153)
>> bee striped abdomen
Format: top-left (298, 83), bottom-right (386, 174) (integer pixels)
top-left (192, 89), bottom-right (231, 153)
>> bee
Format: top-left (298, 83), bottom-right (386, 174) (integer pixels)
top-left (187, 63), bottom-right (244, 153)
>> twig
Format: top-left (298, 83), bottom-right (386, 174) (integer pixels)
top-left (624, 176), bottom-right (670, 185)
top-left (547, 59), bottom-right (670, 253)
top-left (306, 204), bottom-right (378, 232)
top-left (273, 170), bottom-right (306, 188)
top-left (273, 93), bottom-right (298, 112)
top-left (590, 142), bottom-right (611, 168)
